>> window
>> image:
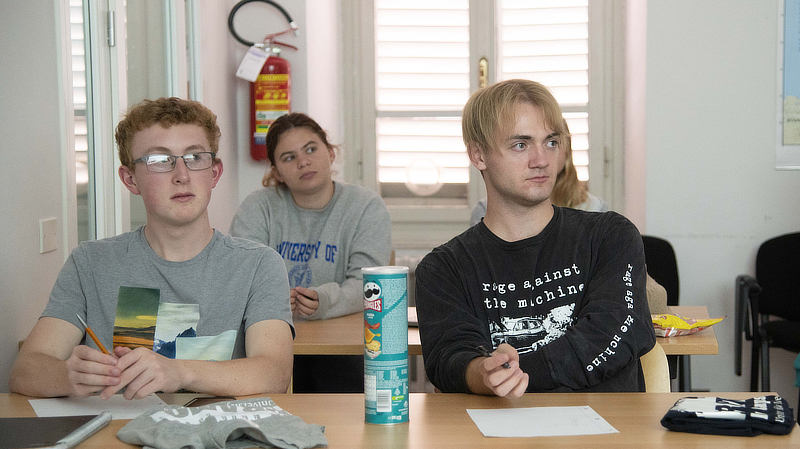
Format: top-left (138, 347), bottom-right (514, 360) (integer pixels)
top-left (71, 0), bottom-right (94, 244)
top-left (342, 0), bottom-right (622, 246)
top-left (497, 0), bottom-right (591, 182)
top-left (66, 0), bottom-right (200, 244)
top-left (374, 1), bottom-right (471, 204)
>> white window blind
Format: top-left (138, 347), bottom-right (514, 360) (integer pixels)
top-left (373, 0), bottom-right (592, 201)
top-left (499, 0), bottom-right (590, 181)
top-left (71, 0), bottom-right (88, 180)
top-left (374, 0), bottom-right (470, 201)
top-left (71, 0), bottom-right (92, 243)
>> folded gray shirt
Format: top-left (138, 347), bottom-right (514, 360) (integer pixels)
top-left (117, 397), bottom-right (327, 449)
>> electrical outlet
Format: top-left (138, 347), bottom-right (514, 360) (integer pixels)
top-left (39, 218), bottom-right (58, 253)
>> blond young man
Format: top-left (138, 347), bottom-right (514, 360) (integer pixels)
top-left (10, 98), bottom-right (294, 399)
top-left (415, 80), bottom-right (656, 397)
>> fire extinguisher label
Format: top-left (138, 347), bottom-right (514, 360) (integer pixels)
top-left (250, 54), bottom-right (291, 161)
top-left (254, 73), bottom-right (290, 134)
top-left (256, 110), bottom-right (289, 121)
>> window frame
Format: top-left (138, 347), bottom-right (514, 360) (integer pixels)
top-left (341, 0), bottom-right (625, 248)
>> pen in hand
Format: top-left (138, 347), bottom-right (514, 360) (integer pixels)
top-left (476, 345), bottom-right (511, 369)
top-left (76, 313), bottom-right (110, 355)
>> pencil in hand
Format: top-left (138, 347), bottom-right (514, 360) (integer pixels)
top-left (76, 313), bottom-right (110, 355)
top-left (476, 344), bottom-right (511, 369)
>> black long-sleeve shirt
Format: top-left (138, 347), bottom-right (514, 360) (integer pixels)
top-left (415, 206), bottom-right (656, 393)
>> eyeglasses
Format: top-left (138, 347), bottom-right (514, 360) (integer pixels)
top-left (132, 152), bottom-right (216, 173)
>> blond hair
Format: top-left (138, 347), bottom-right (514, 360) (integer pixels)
top-left (551, 119), bottom-right (588, 208)
top-left (462, 79), bottom-right (568, 154)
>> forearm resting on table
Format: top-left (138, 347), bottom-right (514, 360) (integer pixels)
top-left (10, 351), bottom-right (79, 397)
top-left (184, 320), bottom-right (294, 396)
top-left (9, 317), bottom-right (90, 397)
top-left (305, 279), bottom-right (363, 320)
top-left (180, 320), bottom-right (294, 395)
top-left (174, 353), bottom-right (292, 396)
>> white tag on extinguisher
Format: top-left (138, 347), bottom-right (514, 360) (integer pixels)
top-left (235, 46), bottom-right (269, 82)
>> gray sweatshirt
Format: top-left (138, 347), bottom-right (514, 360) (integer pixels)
top-left (230, 182), bottom-right (391, 320)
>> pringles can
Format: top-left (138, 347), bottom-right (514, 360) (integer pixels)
top-left (362, 266), bottom-right (409, 425)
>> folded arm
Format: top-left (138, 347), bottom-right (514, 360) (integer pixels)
top-left (9, 317), bottom-right (122, 397)
top-left (100, 319), bottom-right (294, 399)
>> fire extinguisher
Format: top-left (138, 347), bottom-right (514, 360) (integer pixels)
top-left (228, 0), bottom-right (298, 161)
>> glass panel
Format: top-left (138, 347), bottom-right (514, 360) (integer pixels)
top-left (125, 0), bottom-right (171, 231)
top-left (72, 0), bottom-right (94, 244)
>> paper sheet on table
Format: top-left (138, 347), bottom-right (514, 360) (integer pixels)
top-left (467, 405), bottom-right (618, 437)
top-left (29, 394), bottom-right (166, 419)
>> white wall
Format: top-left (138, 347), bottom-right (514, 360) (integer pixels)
top-left (642, 0), bottom-right (800, 400)
top-left (228, 0), bottom-right (309, 210)
top-left (305, 0), bottom-right (343, 182)
top-left (197, 0), bottom-right (314, 232)
top-left (0, 1), bottom-right (67, 392)
top-left (198, 0), bottom-right (242, 232)
top-left (203, 0), bottom-right (342, 229)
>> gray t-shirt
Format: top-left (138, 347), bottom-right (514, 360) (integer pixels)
top-left (230, 182), bottom-right (391, 320)
top-left (42, 228), bottom-right (293, 360)
top-left (117, 397), bottom-right (327, 449)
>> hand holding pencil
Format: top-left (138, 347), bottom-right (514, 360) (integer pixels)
top-left (58, 314), bottom-right (122, 398)
top-left (76, 314), bottom-right (109, 354)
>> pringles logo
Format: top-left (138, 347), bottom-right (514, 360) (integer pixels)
top-left (363, 281), bottom-right (382, 312)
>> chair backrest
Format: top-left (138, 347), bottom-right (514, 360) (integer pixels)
top-left (642, 235), bottom-right (680, 306)
top-left (640, 343), bottom-right (671, 393)
top-left (756, 232), bottom-right (800, 321)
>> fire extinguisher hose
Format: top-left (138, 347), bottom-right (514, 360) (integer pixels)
top-left (228, 0), bottom-right (297, 47)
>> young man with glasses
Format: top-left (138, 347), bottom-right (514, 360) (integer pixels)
top-left (10, 97), bottom-right (294, 399)
top-left (415, 80), bottom-right (656, 397)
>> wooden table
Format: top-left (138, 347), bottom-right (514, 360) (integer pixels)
top-left (2, 392), bottom-right (796, 448)
top-left (292, 306), bottom-right (719, 357)
top-left (658, 306), bottom-right (719, 355)
top-left (293, 310), bottom-right (422, 356)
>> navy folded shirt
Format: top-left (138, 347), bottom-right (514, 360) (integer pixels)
top-left (661, 395), bottom-right (796, 436)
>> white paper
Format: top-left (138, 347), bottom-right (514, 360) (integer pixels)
top-left (467, 405), bottom-right (618, 437)
top-left (29, 394), bottom-right (166, 420)
top-left (235, 46), bottom-right (269, 82)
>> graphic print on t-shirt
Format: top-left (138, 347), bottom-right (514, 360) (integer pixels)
top-left (277, 239), bottom-right (338, 288)
top-left (114, 287), bottom-right (236, 361)
top-left (113, 287), bottom-right (159, 350)
top-left (287, 263), bottom-right (312, 288)
top-left (482, 263), bottom-right (584, 355)
top-left (153, 303), bottom-right (236, 361)
top-left (489, 304), bottom-right (575, 354)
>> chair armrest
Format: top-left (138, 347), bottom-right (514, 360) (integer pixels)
top-left (735, 274), bottom-right (761, 376)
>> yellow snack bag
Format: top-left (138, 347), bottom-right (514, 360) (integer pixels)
top-left (651, 314), bottom-right (724, 337)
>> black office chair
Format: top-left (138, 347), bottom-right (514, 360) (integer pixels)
top-left (735, 232), bottom-right (800, 408)
top-left (641, 235), bottom-right (690, 391)
top-left (641, 236), bottom-right (679, 306)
